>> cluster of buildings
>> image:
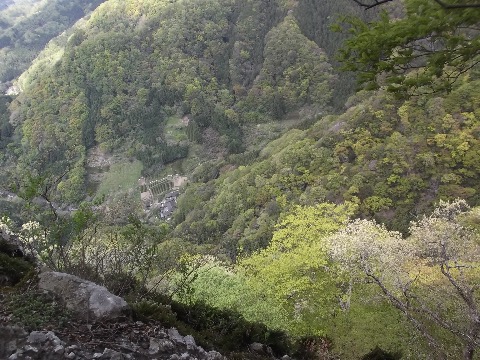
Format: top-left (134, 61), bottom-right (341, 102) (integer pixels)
top-left (138, 175), bottom-right (187, 220)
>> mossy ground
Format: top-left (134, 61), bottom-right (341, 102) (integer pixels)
top-left (3, 289), bottom-right (73, 330)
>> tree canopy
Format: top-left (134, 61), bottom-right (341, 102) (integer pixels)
top-left (328, 199), bottom-right (480, 359)
top-left (340, 0), bottom-right (480, 95)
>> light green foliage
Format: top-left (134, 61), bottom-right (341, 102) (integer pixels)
top-left (179, 202), bottom-right (424, 358)
top-left (338, 0), bottom-right (480, 95)
top-left (240, 203), bottom-right (356, 336)
top-left (329, 83), bottom-right (480, 231)
top-left (95, 160), bottom-right (143, 198)
top-left (172, 259), bottom-right (294, 337)
top-left (184, 262), bottom-right (248, 309)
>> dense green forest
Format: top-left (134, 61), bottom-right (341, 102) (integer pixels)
top-left (0, 0), bottom-right (105, 84)
top-left (1, 0), bottom-right (480, 358)
top-left (2, 0), bottom-right (370, 202)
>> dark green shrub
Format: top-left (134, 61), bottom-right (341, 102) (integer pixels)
top-left (0, 252), bottom-right (33, 286)
top-left (361, 346), bottom-right (402, 360)
top-left (5, 290), bottom-right (72, 329)
top-left (103, 271), bottom-right (140, 297)
top-left (132, 294), bottom-right (293, 357)
top-left (293, 336), bottom-right (336, 360)
top-left (132, 299), bottom-right (178, 327)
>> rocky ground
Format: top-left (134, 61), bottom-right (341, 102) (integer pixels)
top-left (0, 318), bottom-right (227, 360)
top-left (0, 231), bottom-right (292, 360)
top-left (0, 295), bottom-right (291, 360)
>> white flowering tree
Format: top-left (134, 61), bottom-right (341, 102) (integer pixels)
top-left (328, 200), bottom-right (480, 359)
top-left (1, 216), bottom-right (50, 261)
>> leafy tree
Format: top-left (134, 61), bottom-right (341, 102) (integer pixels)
top-left (239, 202), bottom-right (356, 335)
top-left (243, 15), bottom-right (335, 120)
top-left (339, 0), bottom-right (480, 95)
top-left (328, 199), bottom-right (480, 359)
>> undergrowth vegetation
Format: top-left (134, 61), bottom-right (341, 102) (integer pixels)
top-left (4, 289), bottom-right (73, 329)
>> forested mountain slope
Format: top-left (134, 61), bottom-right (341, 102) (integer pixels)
top-left (1, 0), bottom-right (370, 203)
top-left (0, 0), bottom-right (105, 84)
top-left (172, 77), bottom-right (480, 258)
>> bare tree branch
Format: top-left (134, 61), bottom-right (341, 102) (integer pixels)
top-left (354, 0), bottom-right (480, 9)
top-left (352, 0), bottom-right (394, 10)
top-left (366, 271), bottom-right (444, 356)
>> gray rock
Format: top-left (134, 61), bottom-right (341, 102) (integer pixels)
top-left (65, 345), bottom-right (79, 352)
top-left (205, 351), bottom-right (224, 360)
top-left (0, 315), bottom-right (230, 360)
top-left (23, 345), bottom-right (38, 353)
top-left (101, 348), bottom-right (124, 359)
top-left (27, 332), bottom-right (47, 344)
top-left (5, 342), bottom-right (18, 357)
top-left (167, 328), bottom-right (185, 345)
top-left (249, 342), bottom-right (264, 353)
top-left (38, 272), bottom-right (129, 321)
top-left (0, 326), bottom-right (28, 358)
top-left (196, 346), bottom-right (207, 358)
top-left (53, 345), bottom-right (65, 354)
top-left (46, 331), bottom-right (64, 346)
top-left (184, 335), bottom-right (196, 351)
top-left (249, 342), bottom-right (273, 356)
top-left (149, 338), bottom-right (175, 354)
top-left (154, 329), bottom-right (167, 339)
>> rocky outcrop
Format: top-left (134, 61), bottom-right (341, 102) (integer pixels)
top-left (2, 263), bottom-right (285, 360)
top-left (38, 272), bottom-right (130, 321)
top-left (0, 324), bottom-right (227, 360)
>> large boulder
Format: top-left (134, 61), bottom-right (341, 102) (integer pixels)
top-left (38, 272), bottom-right (129, 321)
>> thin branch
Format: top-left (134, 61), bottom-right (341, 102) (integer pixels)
top-left (352, 0), bottom-right (394, 10)
top-left (409, 292), bottom-right (476, 343)
top-left (39, 168), bottom-right (70, 221)
top-left (354, 0), bottom-right (480, 9)
top-left (365, 271), bottom-right (442, 354)
top-left (441, 263), bottom-right (475, 307)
